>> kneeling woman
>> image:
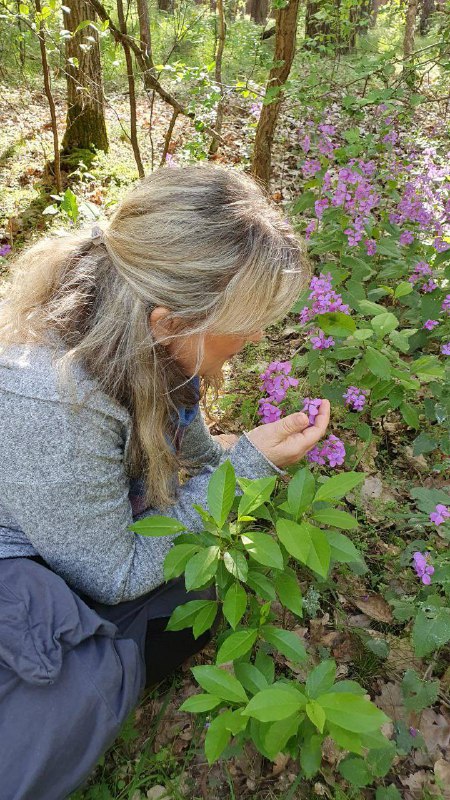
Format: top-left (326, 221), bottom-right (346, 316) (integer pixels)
top-left (0, 164), bottom-right (329, 800)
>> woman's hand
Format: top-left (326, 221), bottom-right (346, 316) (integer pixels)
top-left (246, 399), bottom-right (330, 469)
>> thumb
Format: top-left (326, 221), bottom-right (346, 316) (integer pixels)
top-left (279, 411), bottom-right (310, 436)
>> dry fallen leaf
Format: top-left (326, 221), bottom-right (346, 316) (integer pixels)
top-left (349, 591), bottom-right (393, 623)
top-left (375, 681), bottom-right (407, 723)
top-left (272, 753), bottom-right (291, 776)
top-left (434, 759), bottom-right (450, 800)
top-left (419, 708), bottom-right (450, 760)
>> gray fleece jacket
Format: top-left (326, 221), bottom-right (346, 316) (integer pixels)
top-left (0, 342), bottom-right (283, 603)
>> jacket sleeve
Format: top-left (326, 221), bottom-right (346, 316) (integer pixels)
top-left (0, 391), bottom-right (284, 605)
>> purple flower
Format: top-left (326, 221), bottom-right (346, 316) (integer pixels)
top-left (442, 294), bottom-right (450, 314)
top-left (300, 134), bottom-right (311, 153)
top-left (365, 238), bottom-right (377, 256)
top-left (423, 319), bottom-right (439, 330)
top-left (430, 504), bottom-right (450, 525)
top-left (259, 361), bottom-right (299, 404)
top-left (383, 130), bottom-right (398, 145)
top-left (343, 386), bottom-right (368, 411)
top-left (412, 551), bottom-right (434, 585)
top-left (409, 262), bottom-right (432, 284)
top-left (250, 102), bottom-right (262, 118)
top-left (442, 343), bottom-right (450, 355)
top-left (421, 279), bottom-right (438, 293)
top-left (315, 198), bottom-right (329, 219)
top-left (434, 237), bottom-right (450, 253)
top-left (165, 154), bottom-right (176, 167)
top-left (399, 230), bottom-right (414, 246)
top-left (303, 159), bottom-right (322, 179)
top-left (302, 397), bottom-right (322, 425)
top-left (306, 434), bottom-right (346, 468)
top-left (310, 329), bottom-right (335, 350)
top-left (0, 244), bottom-right (12, 257)
top-left (305, 220), bottom-right (317, 240)
top-left (409, 727), bottom-right (418, 738)
top-left (257, 400), bottom-right (282, 425)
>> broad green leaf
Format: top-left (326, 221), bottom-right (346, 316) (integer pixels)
top-left (371, 312), bottom-right (399, 337)
top-left (276, 518), bottom-right (310, 564)
top-left (366, 743), bottom-right (396, 777)
top-left (204, 712), bottom-right (232, 763)
top-left (223, 549), bottom-right (248, 581)
top-left (237, 476), bottom-right (277, 519)
top-left (376, 786), bottom-right (402, 800)
top-left (306, 660), bottom-right (336, 698)
top-left (400, 402), bottom-right (420, 429)
top-left (180, 693), bottom-right (222, 712)
top-left (263, 713), bottom-right (303, 760)
top-left (222, 582), bottom-right (247, 629)
top-left (363, 347), bottom-right (391, 378)
top-left (314, 471), bottom-right (365, 503)
top-left (255, 649), bottom-right (275, 684)
top-left (317, 692), bottom-right (388, 733)
top-left (412, 431), bottom-right (437, 456)
top-left (246, 570), bottom-right (277, 600)
top-left (193, 601), bottom-right (218, 639)
top-left (305, 524), bottom-right (331, 577)
top-left (261, 625), bottom-right (307, 663)
top-left (216, 629), bottom-right (258, 664)
top-left (316, 311), bottom-right (356, 337)
top-left (207, 460), bottom-right (236, 528)
top-left (163, 543), bottom-right (200, 580)
top-left (287, 467), bottom-right (316, 520)
top-left (128, 515), bottom-right (186, 536)
top-left (300, 733), bottom-right (323, 777)
top-left (234, 662), bottom-right (268, 695)
top-left (358, 299), bottom-right (388, 316)
top-left (275, 571), bottom-right (303, 616)
top-left (312, 508), bottom-right (358, 530)
top-left (327, 722), bottom-right (363, 754)
top-left (327, 530), bottom-right (363, 564)
top-left (339, 756), bottom-right (372, 788)
top-left (412, 608), bottom-right (450, 656)
top-left (394, 281), bottom-right (413, 298)
top-left (192, 665), bottom-right (248, 704)
top-left (166, 599), bottom-right (216, 632)
top-left (353, 328), bottom-right (374, 341)
top-left (185, 546), bottom-right (220, 591)
top-left (242, 685), bottom-right (307, 722)
top-left (241, 531), bottom-right (284, 570)
top-left (306, 700), bottom-right (326, 732)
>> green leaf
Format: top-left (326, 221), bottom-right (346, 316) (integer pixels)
top-left (371, 312), bottom-right (399, 337)
top-left (339, 756), bottom-right (372, 788)
top-left (241, 531), bottom-right (284, 570)
top-left (217, 629), bottom-right (258, 664)
top-left (358, 299), bottom-right (387, 316)
top-left (275, 572), bottom-right (303, 616)
top-left (366, 743), bottom-right (396, 777)
top-left (400, 402), bottom-right (420, 429)
top-left (192, 665), bottom-right (248, 704)
top-left (412, 431), bottom-right (437, 456)
top-left (204, 712), bottom-right (232, 763)
top-left (242, 685), bottom-right (307, 722)
top-left (376, 786), bottom-right (402, 800)
top-left (306, 660), bottom-right (336, 698)
top-left (300, 733), bottom-right (323, 778)
top-left (185, 546), bottom-right (220, 591)
top-left (261, 625), bottom-right (307, 663)
top-left (363, 347), bottom-right (391, 378)
top-left (193, 601), bottom-right (218, 639)
top-left (166, 599), bottom-right (217, 632)
top-left (306, 700), bottom-right (326, 732)
top-left (327, 530), bottom-right (363, 563)
top-left (255, 649), bottom-right (275, 684)
top-left (313, 472), bottom-right (365, 502)
top-left (327, 722), bottom-right (363, 754)
top-left (263, 714), bottom-right (302, 760)
top-left (292, 190), bottom-right (316, 214)
top-left (163, 543), bottom-right (200, 580)
top-left (128, 515), bottom-right (186, 536)
top-left (287, 467), bottom-right (316, 520)
top-left (180, 693), bottom-right (222, 712)
top-left (312, 508), bottom-right (358, 529)
top-left (394, 281), bottom-right (413, 298)
top-left (246, 570), bottom-right (277, 600)
top-left (317, 692), bottom-right (388, 732)
top-left (234, 662), bottom-right (268, 695)
top-left (277, 519), bottom-right (330, 577)
top-left (222, 582), bottom-right (247, 629)
top-left (207, 460), bottom-right (236, 528)
top-left (412, 608), bottom-right (450, 656)
top-left (316, 312), bottom-right (356, 337)
top-left (237, 476), bottom-right (277, 519)
top-left (223, 549), bottom-right (248, 581)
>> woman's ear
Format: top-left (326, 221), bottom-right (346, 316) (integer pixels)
top-left (149, 306), bottom-right (174, 343)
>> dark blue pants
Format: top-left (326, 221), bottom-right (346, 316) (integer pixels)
top-left (0, 557), bottom-right (214, 800)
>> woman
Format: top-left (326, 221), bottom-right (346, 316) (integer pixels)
top-left (0, 164), bottom-right (330, 799)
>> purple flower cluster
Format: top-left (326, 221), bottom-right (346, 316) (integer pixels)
top-left (0, 244), bottom-right (11, 257)
top-left (310, 329), bottom-right (335, 350)
top-left (330, 166), bottom-right (380, 248)
top-left (306, 434), bottom-right (346, 468)
top-left (442, 343), bottom-right (450, 356)
top-left (423, 319), bottom-right (439, 331)
top-left (365, 239), bottom-right (377, 256)
top-left (430, 504), bottom-right (450, 525)
top-left (302, 397), bottom-right (322, 425)
top-left (303, 159), bottom-right (322, 179)
top-left (300, 272), bottom-right (350, 326)
top-left (434, 237), bottom-right (450, 253)
top-left (408, 262), bottom-right (438, 293)
top-left (343, 386), bottom-right (368, 411)
top-left (442, 295), bottom-right (450, 314)
top-left (258, 361), bottom-right (298, 424)
top-left (412, 552), bottom-right (434, 585)
top-left (249, 102), bottom-right (262, 119)
top-left (399, 230), bottom-right (414, 246)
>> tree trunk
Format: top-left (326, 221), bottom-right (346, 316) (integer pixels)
top-left (117, 0), bottom-right (145, 177)
top-left (61, 0), bottom-right (108, 153)
top-left (209, 0), bottom-right (226, 155)
top-left (34, 0), bottom-right (62, 190)
top-left (158, 0), bottom-right (173, 11)
top-left (305, 0), bottom-right (331, 42)
top-left (136, 0), bottom-right (154, 65)
top-left (419, 0), bottom-right (435, 34)
top-left (403, 0), bottom-right (418, 86)
top-left (249, 0), bottom-right (268, 24)
top-left (251, 0), bottom-right (300, 188)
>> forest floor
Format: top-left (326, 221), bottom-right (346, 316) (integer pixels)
top-left (1, 84), bottom-right (450, 800)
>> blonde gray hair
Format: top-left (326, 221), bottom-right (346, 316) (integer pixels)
top-left (0, 164), bottom-right (309, 508)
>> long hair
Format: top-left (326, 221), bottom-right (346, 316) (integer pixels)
top-left (0, 164), bottom-right (309, 508)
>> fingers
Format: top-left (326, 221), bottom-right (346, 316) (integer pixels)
top-left (286, 399), bottom-right (331, 454)
top-left (280, 411), bottom-right (310, 435)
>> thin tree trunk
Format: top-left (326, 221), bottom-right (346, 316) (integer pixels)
top-left (17, 0), bottom-right (26, 66)
top-left (403, 0), bottom-right (418, 86)
top-left (251, 0), bottom-right (300, 188)
top-left (116, 0), bottom-right (144, 177)
top-left (62, 0), bottom-right (108, 153)
top-left (136, 0), bottom-right (154, 65)
top-left (160, 109), bottom-right (179, 164)
top-left (419, 0), bottom-right (435, 33)
top-left (34, 0), bottom-right (62, 191)
top-left (209, 0), bottom-right (226, 156)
